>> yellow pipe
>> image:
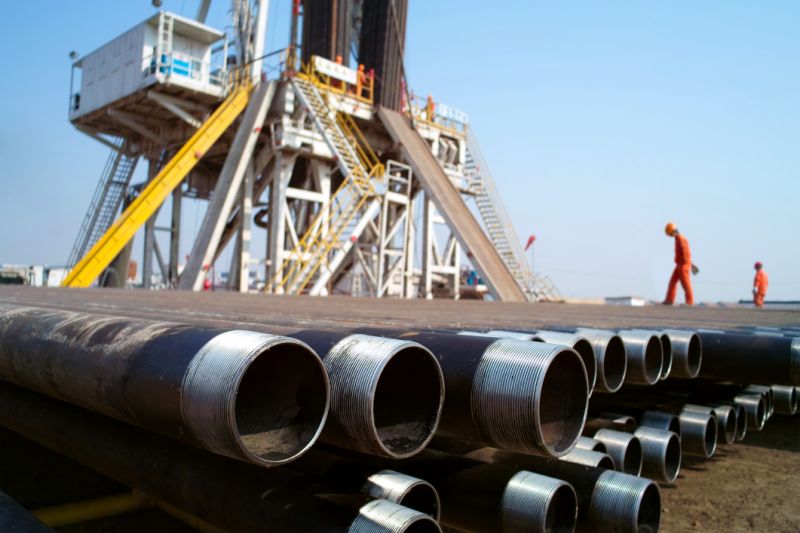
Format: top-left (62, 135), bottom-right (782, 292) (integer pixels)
top-left (33, 490), bottom-right (153, 527)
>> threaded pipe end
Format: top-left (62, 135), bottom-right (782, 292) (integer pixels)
top-left (501, 470), bottom-right (577, 533)
top-left (363, 470), bottom-right (440, 520)
top-left (181, 330), bottom-right (329, 466)
top-left (593, 429), bottom-right (642, 475)
top-left (349, 499), bottom-right (441, 533)
top-left (324, 335), bottom-right (444, 458)
top-left (679, 411), bottom-right (717, 457)
top-left (559, 448), bottom-right (615, 469)
top-left (590, 471), bottom-right (661, 533)
top-left (472, 339), bottom-right (589, 457)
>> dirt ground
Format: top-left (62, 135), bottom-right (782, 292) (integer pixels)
top-left (660, 414), bottom-right (800, 533)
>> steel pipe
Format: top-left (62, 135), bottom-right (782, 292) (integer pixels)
top-left (386, 452), bottom-right (578, 533)
top-left (731, 403), bottom-right (747, 440)
top-left (570, 329), bottom-right (627, 393)
top-left (526, 331), bottom-right (597, 393)
top-left (633, 427), bottom-right (681, 484)
top-left (678, 410), bottom-right (717, 457)
top-left (616, 330), bottom-right (663, 385)
top-left (290, 331), bottom-right (444, 459)
top-left (0, 305), bottom-right (329, 466)
top-left (630, 329), bottom-right (673, 380)
top-left (471, 329), bottom-right (597, 393)
top-left (771, 385), bottom-right (798, 415)
top-left (733, 394), bottom-right (766, 431)
top-left (559, 448), bottom-right (615, 469)
top-left (0, 382), bottom-right (434, 532)
top-left (661, 329), bottom-right (702, 379)
top-left (0, 490), bottom-right (54, 533)
top-left (287, 450), bottom-right (440, 519)
top-left (592, 429), bottom-right (643, 475)
top-left (573, 436), bottom-right (606, 453)
top-left (358, 329), bottom-right (589, 457)
top-left (682, 404), bottom-right (737, 445)
top-left (639, 411), bottom-right (681, 435)
top-left (583, 413), bottom-right (637, 435)
top-left (697, 331), bottom-right (800, 386)
top-left (743, 385), bottom-right (775, 419)
top-left (349, 500), bottom-right (441, 533)
top-left (468, 449), bottom-right (661, 533)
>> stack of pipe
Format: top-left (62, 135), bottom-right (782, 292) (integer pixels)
top-left (0, 287), bottom-right (798, 533)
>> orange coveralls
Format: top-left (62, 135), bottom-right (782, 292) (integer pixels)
top-left (665, 234), bottom-right (694, 305)
top-left (754, 270), bottom-right (768, 307)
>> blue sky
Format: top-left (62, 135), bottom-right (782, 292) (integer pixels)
top-left (0, 1), bottom-right (798, 302)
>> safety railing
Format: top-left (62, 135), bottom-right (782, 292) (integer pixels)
top-left (299, 58), bottom-right (375, 104)
top-left (404, 93), bottom-right (469, 135)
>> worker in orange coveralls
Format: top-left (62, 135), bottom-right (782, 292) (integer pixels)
top-left (662, 222), bottom-right (698, 305)
top-left (753, 262), bottom-right (769, 308)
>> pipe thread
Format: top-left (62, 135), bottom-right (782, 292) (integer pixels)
top-left (362, 470), bottom-right (440, 520)
top-left (559, 448), bottom-right (615, 469)
top-left (593, 429), bottom-right (642, 475)
top-left (678, 411), bottom-right (717, 458)
top-left (661, 329), bottom-right (702, 378)
top-left (501, 470), bottom-right (577, 533)
top-left (590, 471), bottom-right (661, 533)
top-left (349, 499), bottom-right (441, 533)
top-left (472, 339), bottom-right (588, 456)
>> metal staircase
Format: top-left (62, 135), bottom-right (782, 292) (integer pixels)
top-left (66, 140), bottom-right (139, 269)
top-left (464, 130), bottom-right (562, 302)
top-left (63, 82), bottom-right (252, 287)
top-left (273, 72), bottom-right (384, 294)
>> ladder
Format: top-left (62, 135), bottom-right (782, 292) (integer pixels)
top-left (272, 72), bottom-right (384, 294)
top-left (66, 140), bottom-right (139, 269)
top-left (464, 130), bottom-right (562, 302)
top-left (63, 82), bottom-right (252, 287)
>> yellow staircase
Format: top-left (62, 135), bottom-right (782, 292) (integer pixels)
top-left (63, 83), bottom-right (251, 288)
top-left (272, 69), bottom-right (384, 294)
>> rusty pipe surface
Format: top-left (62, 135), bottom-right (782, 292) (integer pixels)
top-left (358, 329), bottom-right (589, 458)
top-left (697, 331), bottom-right (800, 386)
top-left (633, 427), bottom-right (681, 484)
top-left (0, 305), bottom-right (329, 466)
top-left (467, 449), bottom-right (661, 533)
top-left (591, 430), bottom-right (643, 476)
top-left (0, 490), bottom-right (54, 533)
top-left (559, 448), bottom-right (615, 469)
top-left (290, 331), bottom-right (444, 459)
top-left (0, 382), bottom-right (437, 533)
top-left (660, 329), bottom-right (702, 379)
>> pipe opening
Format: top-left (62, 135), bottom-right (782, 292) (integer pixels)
top-left (623, 438), bottom-right (642, 476)
top-left (545, 484), bottom-right (578, 533)
top-left (538, 349), bottom-right (590, 455)
top-left (234, 343), bottom-right (328, 462)
top-left (658, 335), bottom-right (672, 380)
top-left (644, 337), bottom-right (662, 384)
top-left (664, 434), bottom-right (681, 482)
top-left (396, 483), bottom-right (440, 521)
top-left (637, 483), bottom-right (662, 532)
top-left (721, 410), bottom-right (736, 444)
top-left (687, 334), bottom-right (702, 377)
top-left (603, 336), bottom-right (627, 392)
top-left (756, 399), bottom-right (766, 429)
top-left (704, 417), bottom-right (717, 457)
top-left (374, 347), bottom-right (444, 457)
top-left (734, 405), bottom-right (747, 440)
top-left (597, 454), bottom-right (615, 469)
top-left (573, 339), bottom-right (597, 391)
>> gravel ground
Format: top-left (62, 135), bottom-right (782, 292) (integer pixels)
top-left (660, 414), bottom-right (800, 533)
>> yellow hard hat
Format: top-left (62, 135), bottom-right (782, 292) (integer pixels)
top-left (664, 222), bottom-right (677, 236)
